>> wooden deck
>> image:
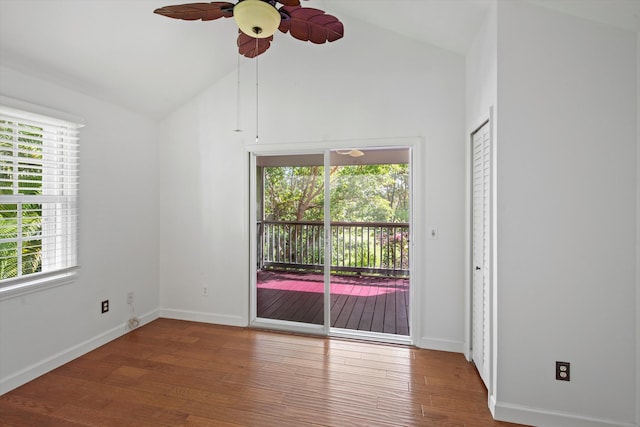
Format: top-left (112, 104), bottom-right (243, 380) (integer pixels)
top-left (257, 271), bottom-right (410, 335)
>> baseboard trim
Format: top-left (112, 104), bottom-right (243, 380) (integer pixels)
top-left (0, 308), bottom-right (160, 395)
top-left (494, 401), bottom-right (638, 427)
top-left (159, 308), bottom-right (247, 327)
top-left (416, 336), bottom-right (465, 353)
top-left (489, 394), bottom-right (497, 418)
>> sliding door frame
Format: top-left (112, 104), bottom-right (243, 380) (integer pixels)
top-left (247, 137), bottom-right (423, 345)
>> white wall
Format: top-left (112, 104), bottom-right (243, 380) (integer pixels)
top-left (494, 2), bottom-right (638, 426)
top-left (0, 66), bottom-right (160, 393)
top-left (158, 16), bottom-right (468, 352)
top-left (466, 2), bottom-right (497, 132)
top-left (465, 0), bottom-right (498, 404)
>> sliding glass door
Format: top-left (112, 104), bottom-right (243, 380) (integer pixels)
top-left (329, 148), bottom-right (410, 337)
top-left (254, 153), bottom-right (326, 328)
top-left (251, 147), bottom-right (411, 341)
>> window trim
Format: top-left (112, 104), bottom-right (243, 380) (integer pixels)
top-left (0, 96), bottom-right (85, 128)
top-left (0, 267), bottom-right (78, 301)
top-left (0, 96), bottom-right (83, 299)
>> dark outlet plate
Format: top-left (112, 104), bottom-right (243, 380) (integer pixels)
top-left (101, 300), bottom-right (109, 313)
top-left (556, 361), bottom-right (570, 381)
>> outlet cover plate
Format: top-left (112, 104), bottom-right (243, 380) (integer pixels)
top-left (556, 361), bottom-right (570, 381)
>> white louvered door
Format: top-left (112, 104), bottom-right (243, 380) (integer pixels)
top-left (471, 121), bottom-right (491, 387)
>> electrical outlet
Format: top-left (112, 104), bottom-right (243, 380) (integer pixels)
top-left (202, 286), bottom-right (208, 296)
top-left (127, 292), bottom-right (134, 305)
top-left (101, 300), bottom-right (109, 313)
top-left (556, 361), bottom-right (570, 381)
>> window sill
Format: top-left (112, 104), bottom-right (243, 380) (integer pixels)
top-left (0, 268), bottom-right (78, 301)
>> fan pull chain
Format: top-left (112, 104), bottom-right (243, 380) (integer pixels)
top-left (255, 38), bottom-right (260, 144)
top-left (233, 54), bottom-right (242, 133)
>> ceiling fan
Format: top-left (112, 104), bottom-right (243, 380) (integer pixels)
top-left (336, 149), bottom-right (364, 158)
top-left (154, 0), bottom-right (344, 58)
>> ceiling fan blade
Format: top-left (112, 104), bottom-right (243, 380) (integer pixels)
top-left (237, 31), bottom-right (273, 58)
top-left (154, 2), bottom-right (234, 21)
top-left (277, 0), bottom-right (300, 6)
top-left (279, 6), bottom-right (344, 44)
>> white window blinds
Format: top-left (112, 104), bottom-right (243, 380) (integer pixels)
top-left (0, 103), bottom-right (81, 290)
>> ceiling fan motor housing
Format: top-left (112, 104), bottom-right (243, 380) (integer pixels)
top-left (234, 0), bottom-right (281, 38)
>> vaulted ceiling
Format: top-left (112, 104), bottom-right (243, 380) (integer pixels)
top-left (1, 0), bottom-right (638, 120)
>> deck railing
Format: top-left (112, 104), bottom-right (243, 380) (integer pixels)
top-left (258, 220), bottom-right (409, 277)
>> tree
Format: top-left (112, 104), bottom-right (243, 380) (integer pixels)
top-left (264, 165), bottom-right (338, 221)
top-left (330, 164), bottom-right (409, 223)
top-left (263, 163), bottom-right (409, 223)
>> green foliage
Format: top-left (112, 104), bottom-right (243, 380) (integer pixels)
top-left (264, 163), bottom-right (409, 223)
top-left (0, 120), bottom-right (44, 280)
top-left (0, 204), bottom-right (43, 280)
top-left (264, 166), bottom-right (325, 221)
top-left (331, 164), bottom-right (408, 223)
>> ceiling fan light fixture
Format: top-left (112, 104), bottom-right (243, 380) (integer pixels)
top-left (234, 0), bottom-right (281, 38)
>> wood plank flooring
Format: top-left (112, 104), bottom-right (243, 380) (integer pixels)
top-left (257, 271), bottom-right (410, 335)
top-left (0, 319), bottom-right (526, 426)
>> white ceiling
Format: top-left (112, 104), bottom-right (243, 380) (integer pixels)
top-left (1, 0), bottom-right (638, 120)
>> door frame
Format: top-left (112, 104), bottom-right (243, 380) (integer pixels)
top-left (465, 107), bottom-right (496, 407)
top-left (246, 137), bottom-right (422, 345)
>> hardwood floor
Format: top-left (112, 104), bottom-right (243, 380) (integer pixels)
top-left (0, 319), bottom-right (525, 426)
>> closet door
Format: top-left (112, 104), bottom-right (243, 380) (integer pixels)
top-left (471, 121), bottom-right (491, 387)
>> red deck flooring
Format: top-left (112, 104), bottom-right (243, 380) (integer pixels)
top-left (257, 270), bottom-right (410, 335)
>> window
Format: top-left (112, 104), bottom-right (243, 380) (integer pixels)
top-left (0, 100), bottom-right (82, 297)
